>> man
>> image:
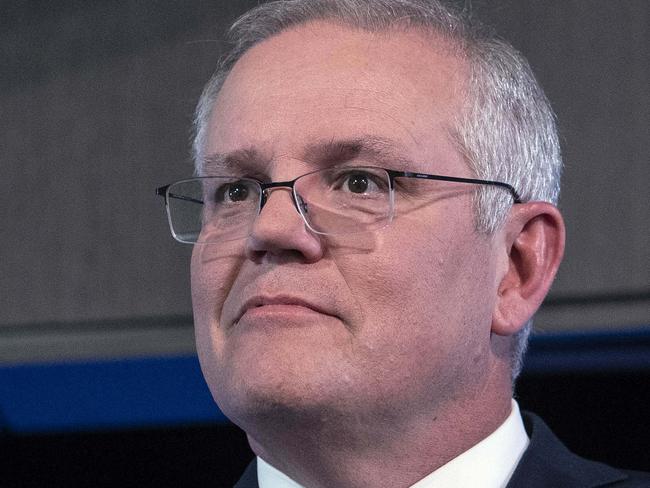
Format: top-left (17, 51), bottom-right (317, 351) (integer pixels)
top-left (157, 1), bottom-right (649, 486)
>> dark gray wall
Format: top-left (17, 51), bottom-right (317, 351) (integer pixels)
top-left (479, 0), bottom-right (650, 331)
top-left (2, 1), bottom-right (256, 327)
top-left (2, 1), bottom-right (648, 362)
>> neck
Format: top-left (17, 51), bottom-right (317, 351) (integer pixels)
top-left (245, 385), bottom-right (512, 488)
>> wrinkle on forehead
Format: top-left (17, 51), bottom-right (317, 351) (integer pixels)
top-left (200, 135), bottom-right (419, 177)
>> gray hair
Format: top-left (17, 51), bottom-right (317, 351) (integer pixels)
top-left (192, 0), bottom-right (562, 381)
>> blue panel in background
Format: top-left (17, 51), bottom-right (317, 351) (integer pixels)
top-left (1, 328), bottom-right (649, 434)
top-left (523, 327), bottom-right (650, 374)
top-left (0, 355), bottom-right (227, 434)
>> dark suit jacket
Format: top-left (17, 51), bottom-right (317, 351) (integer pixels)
top-left (234, 412), bottom-right (650, 487)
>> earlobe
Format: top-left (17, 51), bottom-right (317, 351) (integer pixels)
top-left (492, 202), bottom-right (565, 336)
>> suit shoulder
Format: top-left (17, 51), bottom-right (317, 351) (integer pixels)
top-left (612, 469), bottom-right (650, 487)
top-left (508, 412), bottom-right (650, 488)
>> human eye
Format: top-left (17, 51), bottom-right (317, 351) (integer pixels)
top-left (209, 179), bottom-right (257, 205)
top-left (329, 168), bottom-right (388, 195)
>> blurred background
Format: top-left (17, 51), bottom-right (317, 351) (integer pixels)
top-left (2, 1), bottom-right (648, 486)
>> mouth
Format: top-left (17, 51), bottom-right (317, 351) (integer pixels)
top-left (234, 295), bottom-right (337, 325)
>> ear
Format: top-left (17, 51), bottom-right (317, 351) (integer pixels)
top-left (492, 202), bottom-right (565, 336)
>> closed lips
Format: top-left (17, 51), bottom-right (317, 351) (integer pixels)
top-left (236, 295), bottom-right (336, 322)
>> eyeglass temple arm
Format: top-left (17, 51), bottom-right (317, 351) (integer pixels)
top-left (156, 185), bottom-right (204, 205)
top-left (386, 170), bottom-right (522, 204)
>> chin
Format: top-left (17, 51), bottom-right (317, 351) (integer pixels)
top-left (208, 345), bottom-right (359, 423)
top-left (213, 371), bottom-right (348, 430)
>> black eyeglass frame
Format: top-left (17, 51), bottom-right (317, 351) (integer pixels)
top-left (156, 167), bottom-right (522, 205)
top-left (156, 167), bottom-right (522, 242)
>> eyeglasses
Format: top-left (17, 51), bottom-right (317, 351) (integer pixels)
top-left (156, 166), bottom-right (521, 244)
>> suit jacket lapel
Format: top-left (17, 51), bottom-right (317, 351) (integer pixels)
top-left (506, 412), bottom-right (628, 488)
top-left (234, 458), bottom-right (258, 488)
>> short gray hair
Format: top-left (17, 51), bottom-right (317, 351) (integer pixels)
top-left (192, 0), bottom-right (562, 380)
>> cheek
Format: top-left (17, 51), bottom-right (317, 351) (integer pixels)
top-left (335, 233), bottom-right (445, 321)
top-left (333, 219), bottom-right (494, 358)
top-left (191, 243), bottom-right (245, 357)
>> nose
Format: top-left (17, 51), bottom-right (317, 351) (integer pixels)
top-left (245, 187), bottom-right (324, 263)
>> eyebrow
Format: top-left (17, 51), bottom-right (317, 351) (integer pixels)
top-left (199, 135), bottom-right (414, 176)
top-left (199, 147), bottom-right (269, 177)
top-left (302, 136), bottom-right (413, 169)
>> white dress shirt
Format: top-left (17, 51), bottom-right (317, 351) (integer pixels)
top-left (257, 400), bottom-right (529, 488)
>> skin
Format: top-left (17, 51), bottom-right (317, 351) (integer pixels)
top-left (191, 21), bottom-right (565, 488)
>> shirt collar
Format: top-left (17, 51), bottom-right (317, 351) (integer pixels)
top-left (258, 456), bottom-right (304, 488)
top-left (257, 400), bottom-right (529, 488)
top-left (409, 400), bottom-right (529, 488)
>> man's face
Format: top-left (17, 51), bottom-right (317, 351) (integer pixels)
top-left (192, 22), bottom-right (502, 427)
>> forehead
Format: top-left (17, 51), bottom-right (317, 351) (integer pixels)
top-left (206, 21), bottom-right (468, 174)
